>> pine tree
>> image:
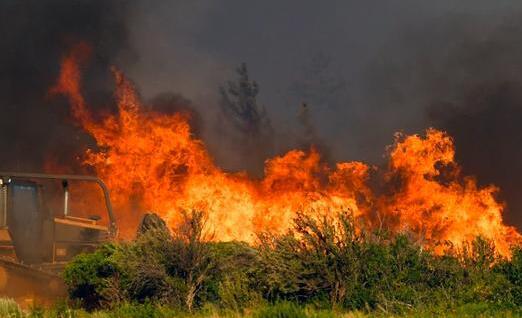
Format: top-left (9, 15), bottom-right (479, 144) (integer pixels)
top-left (219, 63), bottom-right (273, 174)
top-left (219, 63), bottom-right (271, 138)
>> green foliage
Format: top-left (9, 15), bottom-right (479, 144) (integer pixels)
top-left (63, 244), bottom-right (119, 310)
top-left (2, 298), bottom-right (521, 318)
top-left (253, 211), bottom-right (522, 313)
top-left (493, 247), bottom-right (522, 306)
top-left (63, 210), bottom-right (522, 315)
top-left (63, 211), bottom-right (262, 312)
top-left (205, 242), bottom-right (260, 311)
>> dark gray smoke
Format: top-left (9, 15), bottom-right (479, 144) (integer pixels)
top-left (357, 11), bottom-right (522, 229)
top-left (0, 0), bottom-right (133, 171)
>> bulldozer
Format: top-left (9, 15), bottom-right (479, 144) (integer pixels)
top-left (0, 172), bottom-right (117, 305)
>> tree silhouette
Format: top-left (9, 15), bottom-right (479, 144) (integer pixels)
top-left (219, 63), bottom-right (271, 137)
top-left (219, 63), bottom-right (273, 174)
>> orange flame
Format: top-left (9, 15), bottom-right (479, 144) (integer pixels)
top-left (49, 45), bottom-right (521, 256)
top-left (377, 129), bottom-right (521, 256)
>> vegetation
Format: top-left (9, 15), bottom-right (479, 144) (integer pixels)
top-left (52, 211), bottom-right (522, 317)
top-left (3, 301), bottom-right (522, 318)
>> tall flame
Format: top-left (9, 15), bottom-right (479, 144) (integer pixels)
top-left (378, 129), bottom-right (520, 255)
top-left (49, 44), bottom-right (521, 256)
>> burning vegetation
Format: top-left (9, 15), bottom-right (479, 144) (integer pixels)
top-left (49, 44), bottom-right (521, 257)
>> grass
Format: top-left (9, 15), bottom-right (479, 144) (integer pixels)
top-left (2, 300), bottom-right (520, 318)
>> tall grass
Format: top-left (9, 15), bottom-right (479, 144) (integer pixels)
top-left (1, 300), bottom-right (520, 318)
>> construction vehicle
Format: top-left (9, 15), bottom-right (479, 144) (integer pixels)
top-left (0, 172), bottom-right (117, 305)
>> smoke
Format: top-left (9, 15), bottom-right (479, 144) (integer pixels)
top-left (122, 2), bottom-right (522, 166)
top-left (424, 18), bottom-right (522, 228)
top-left (355, 11), bottom-right (522, 229)
top-left (429, 83), bottom-right (522, 228)
top-left (0, 0), bottom-right (133, 171)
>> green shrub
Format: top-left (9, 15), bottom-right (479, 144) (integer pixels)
top-left (62, 210), bottom-right (522, 315)
top-left (63, 244), bottom-right (120, 310)
top-left (253, 211), bottom-right (522, 313)
top-left (192, 241), bottom-right (260, 310)
top-left (492, 247), bottom-right (522, 306)
top-left (111, 229), bottom-right (180, 306)
top-left (67, 212), bottom-right (285, 310)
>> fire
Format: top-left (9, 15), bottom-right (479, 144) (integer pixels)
top-left (49, 44), bottom-right (521, 256)
top-left (378, 129), bottom-right (521, 255)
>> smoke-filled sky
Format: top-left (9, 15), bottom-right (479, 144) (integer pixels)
top-left (1, 0), bottom-right (522, 227)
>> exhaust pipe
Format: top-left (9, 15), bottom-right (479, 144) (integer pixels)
top-left (62, 180), bottom-right (68, 216)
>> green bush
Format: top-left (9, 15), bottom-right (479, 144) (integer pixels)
top-left (62, 210), bottom-right (522, 315)
top-left (64, 211), bottom-right (261, 312)
top-left (493, 247), bottom-right (522, 306)
top-left (63, 244), bottom-right (120, 310)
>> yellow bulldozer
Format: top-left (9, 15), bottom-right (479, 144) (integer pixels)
top-left (0, 172), bottom-right (117, 305)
